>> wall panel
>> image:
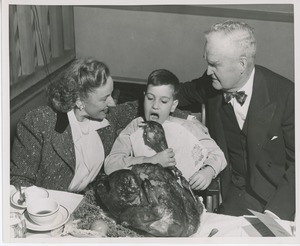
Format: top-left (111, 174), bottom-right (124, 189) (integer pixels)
top-left (74, 5), bottom-right (294, 83)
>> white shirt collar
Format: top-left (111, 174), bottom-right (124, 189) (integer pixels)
top-left (230, 67), bottom-right (255, 129)
top-left (238, 67), bottom-right (255, 100)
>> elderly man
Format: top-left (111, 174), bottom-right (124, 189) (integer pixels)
top-left (177, 20), bottom-right (295, 220)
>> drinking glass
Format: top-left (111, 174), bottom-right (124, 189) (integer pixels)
top-left (10, 212), bottom-right (26, 238)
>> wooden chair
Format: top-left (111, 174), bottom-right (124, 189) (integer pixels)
top-left (203, 178), bottom-right (221, 213)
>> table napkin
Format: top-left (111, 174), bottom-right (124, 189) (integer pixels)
top-left (130, 121), bottom-right (208, 180)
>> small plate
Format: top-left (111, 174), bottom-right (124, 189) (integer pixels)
top-left (26, 234), bottom-right (52, 238)
top-left (11, 187), bottom-right (49, 209)
top-left (24, 205), bottom-right (70, 232)
top-left (11, 187), bottom-right (27, 209)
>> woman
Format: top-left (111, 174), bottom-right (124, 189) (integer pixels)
top-left (10, 58), bottom-right (139, 192)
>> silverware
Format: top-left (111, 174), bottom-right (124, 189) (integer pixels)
top-left (208, 228), bottom-right (218, 237)
top-left (17, 185), bottom-right (25, 205)
top-left (178, 174), bottom-right (197, 202)
top-left (167, 166), bottom-right (197, 202)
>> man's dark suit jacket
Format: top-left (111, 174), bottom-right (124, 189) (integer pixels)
top-left (178, 65), bottom-right (295, 220)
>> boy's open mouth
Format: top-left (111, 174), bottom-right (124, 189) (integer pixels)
top-left (149, 113), bottom-right (159, 121)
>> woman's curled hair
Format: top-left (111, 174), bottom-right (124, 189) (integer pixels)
top-left (47, 58), bottom-right (110, 112)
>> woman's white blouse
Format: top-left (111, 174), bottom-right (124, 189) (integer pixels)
top-left (67, 110), bottom-right (109, 192)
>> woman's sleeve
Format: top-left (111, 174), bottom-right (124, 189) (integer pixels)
top-left (104, 118), bottom-right (144, 175)
top-left (10, 111), bottom-right (43, 187)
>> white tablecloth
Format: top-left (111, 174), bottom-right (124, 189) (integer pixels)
top-left (10, 186), bottom-right (84, 238)
top-left (193, 212), bottom-right (248, 237)
top-left (10, 186), bottom-right (84, 215)
top-left (9, 186), bottom-right (294, 239)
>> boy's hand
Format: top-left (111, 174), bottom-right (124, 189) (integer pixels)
top-left (189, 166), bottom-right (215, 190)
top-left (143, 148), bottom-right (176, 167)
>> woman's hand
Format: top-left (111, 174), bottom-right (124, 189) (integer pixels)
top-left (189, 166), bottom-right (215, 190)
top-left (143, 148), bottom-right (176, 167)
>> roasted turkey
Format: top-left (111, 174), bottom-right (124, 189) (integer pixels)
top-left (94, 121), bottom-right (203, 237)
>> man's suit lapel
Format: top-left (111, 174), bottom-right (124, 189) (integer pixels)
top-left (209, 94), bottom-right (234, 195)
top-left (247, 68), bottom-right (277, 168)
top-left (52, 112), bottom-right (76, 172)
top-left (209, 94), bottom-right (229, 160)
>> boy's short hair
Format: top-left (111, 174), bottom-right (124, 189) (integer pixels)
top-left (147, 69), bottom-right (180, 99)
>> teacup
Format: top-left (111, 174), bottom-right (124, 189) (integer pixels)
top-left (27, 198), bottom-right (59, 226)
top-left (24, 186), bottom-right (49, 206)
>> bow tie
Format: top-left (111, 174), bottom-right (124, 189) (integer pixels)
top-left (224, 91), bottom-right (247, 106)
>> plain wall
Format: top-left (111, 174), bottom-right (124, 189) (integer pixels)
top-left (73, 5), bottom-right (294, 83)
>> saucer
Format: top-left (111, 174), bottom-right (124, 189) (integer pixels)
top-left (11, 187), bottom-right (28, 209)
top-left (11, 186), bottom-right (49, 209)
top-left (26, 234), bottom-right (52, 238)
top-left (24, 205), bottom-right (70, 232)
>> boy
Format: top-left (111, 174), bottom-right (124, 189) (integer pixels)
top-left (104, 69), bottom-right (226, 190)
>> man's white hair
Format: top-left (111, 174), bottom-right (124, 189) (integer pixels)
top-left (205, 20), bottom-right (257, 61)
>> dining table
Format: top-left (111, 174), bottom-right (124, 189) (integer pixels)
top-left (9, 185), bottom-right (296, 243)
